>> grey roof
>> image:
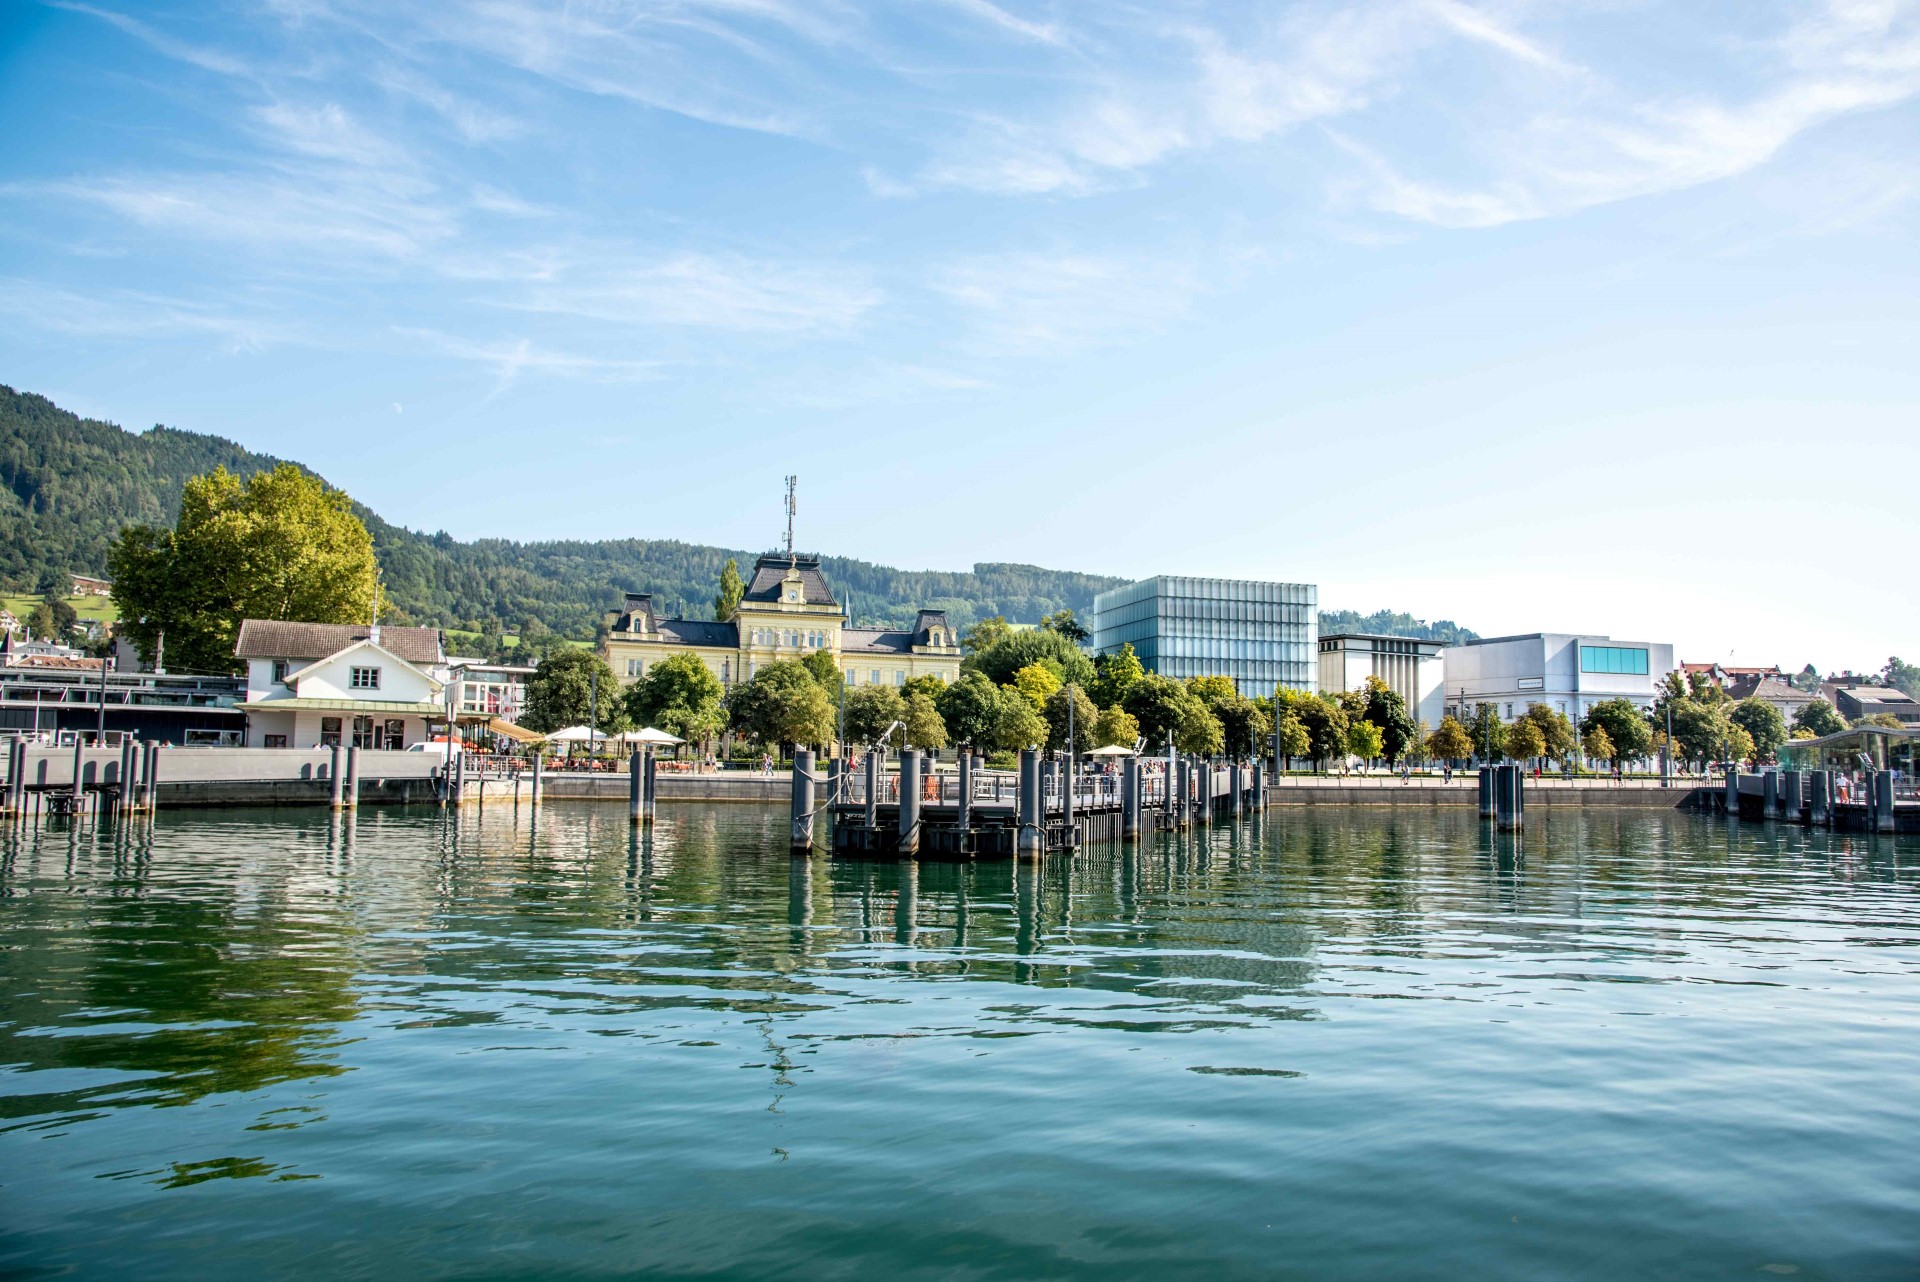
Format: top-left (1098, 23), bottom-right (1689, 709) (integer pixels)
top-left (741, 553), bottom-right (837, 607)
top-left (841, 628), bottom-right (912, 654)
top-left (1729, 674), bottom-right (1805, 702)
top-left (656, 619), bottom-right (739, 647)
top-left (235, 620), bottom-right (442, 665)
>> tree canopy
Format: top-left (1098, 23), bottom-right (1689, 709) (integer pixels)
top-left (1582, 699), bottom-right (1652, 768)
top-left (1089, 643), bottom-right (1143, 707)
top-left (1729, 697), bottom-right (1787, 762)
top-left (844, 684), bottom-right (906, 746)
top-left (523, 648), bottom-right (628, 735)
top-left (1042, 683), bottom-right (1098, 753)
top-left (713, 558), bottom-right (743, 621)
top-left (728, 659), bottom-right (835, 749)
top-left (1425, 715), bottom-right (1473, 763)
top-left (969, 628), bottom-right (1095, 689)
top-left (1793, 698), bottom-right (1847, 737)
top-left (109, 464), bottom-right (379, 675)
top-left (934, 672), bottom-right (1005, 748)
top-left (623, 652), bottom-right (725, 748)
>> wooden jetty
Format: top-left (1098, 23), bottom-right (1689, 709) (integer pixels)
top-left (820, 747), bottom-right (1265, 860)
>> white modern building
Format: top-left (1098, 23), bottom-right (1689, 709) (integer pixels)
top-left (235, 620), bottom-right (448, 749)
top-left (1443, 633), bottom-right (1675, 725)
top-left (1319, 634), bottom-right (1445, 729)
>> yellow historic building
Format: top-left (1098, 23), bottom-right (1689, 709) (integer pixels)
top-left (602, 553), bottom-right (962, 691)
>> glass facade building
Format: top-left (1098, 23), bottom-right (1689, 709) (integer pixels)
top-left (1091, 575), bottom-right (1318, 697)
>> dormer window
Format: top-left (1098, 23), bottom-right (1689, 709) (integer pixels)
top-left (350, 666), bottom-right (381, 691)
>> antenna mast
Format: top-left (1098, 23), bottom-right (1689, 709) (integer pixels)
top-left (783, 475), bottom-right (798, 563)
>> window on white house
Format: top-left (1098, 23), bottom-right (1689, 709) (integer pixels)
top-left (351, 666), bottom-right (381, 690)
top-left (271, 660), bottom-right (289, 685)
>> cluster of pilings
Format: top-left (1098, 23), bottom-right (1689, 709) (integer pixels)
top-left (811, 746), bottom-right (1265, 859)
top-left (1724, 768), bottom-right (1905, 833)
top-left (1476, 764), bottom-right (1526, 831)
top-left (2, 736), bottom-right (163, 825)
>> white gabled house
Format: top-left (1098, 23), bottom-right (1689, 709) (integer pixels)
top-left (235, 620), bottom-right (449, 749)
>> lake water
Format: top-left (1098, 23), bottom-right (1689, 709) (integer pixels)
top-left (3, 803), bottom-right (1918, 1281)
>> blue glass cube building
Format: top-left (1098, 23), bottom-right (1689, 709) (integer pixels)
top-left (1091, 575), bottom-right (1318, 698)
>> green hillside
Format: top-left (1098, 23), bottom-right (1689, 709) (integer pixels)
top-left (0, 385), bottom-right (1127, 636)
top-left (0, 383), bottom-right (1476, 645)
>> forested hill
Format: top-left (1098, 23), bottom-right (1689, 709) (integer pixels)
top-left (0, 385), bottom-right (1125, 635)
top-left (0, 384), bottom-right (1477, 644)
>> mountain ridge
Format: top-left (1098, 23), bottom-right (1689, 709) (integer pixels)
top-left (0, 383), bottom-right (1475, 645)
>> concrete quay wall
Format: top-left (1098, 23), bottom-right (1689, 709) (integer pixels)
top-left (1265, 782), bottom-right (1715, 809)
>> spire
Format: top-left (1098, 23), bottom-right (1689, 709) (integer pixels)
top-left (783, 474), bottom-right (797, 566)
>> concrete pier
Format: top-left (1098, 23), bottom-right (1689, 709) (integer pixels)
top-left (345, 746), bottom-right (361, 810)
top-left (1875, 770), bottom-right (1896, 833)
top-left (1478, 767), bottom-right (1495, 819)
top-left (1121, 756), bottom-right (1140, 839)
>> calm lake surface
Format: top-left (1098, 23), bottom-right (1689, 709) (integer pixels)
top-left (2, 803), bottom-right (1918, 1281)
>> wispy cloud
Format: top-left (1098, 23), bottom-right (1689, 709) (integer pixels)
top-left (933, 250), bottom-right (1204, 354)
top-left (0, 279), bottom-right (294, 351)
top-left (513, 251), bottom-right (882, 334)
top-left (1344, 0), bottom-right (1920, 227)
top-left (52, 2), bottom-right (255, 78)
top-left (396, 327), bottom-right (664, 392)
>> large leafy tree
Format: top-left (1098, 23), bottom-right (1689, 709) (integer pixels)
top-left (1273, 712), bottom-right (1311, 765)
top-left (1359, 676), bottom-right (1419, 765)
top-left (1094, 704), bottom-right (1140, 750)
top-left (1466, 703), bottom-right (1506, 763)
top-left (1121, 674), bottom-right (1202, 752)
top-left (1347, 718), bottom-right (1384, 762)
top-left (1582, 699), bottom-right (1652, 769)
top-left (109, 464), bottom-right (379, 674)
top-left (1670, 699), bottom-right (1732, 769)
top-left (1521, 703), bottom-right (1577, 763)
top-left (1504, 716), bottom-right (1546, 765)
top-left (1425, 714), bottom-right (1474, 764)
top-left (800, 648), bottom-right (843, 703)
top-left (935, 672), bottom-right (1004, 748)
top-left (713, 558), bottom-right (744, 621)
top-left (1729, 697), bottom-right (1787, 763)
top-left (524, 648), bottom-right (629, 735)
top-left (994, 693), bottom-right (1048, 751)
top-left (844, 684), bottom-right (906, 746)
top-left (1039, 609), bottom-right (1089, 643)
top-left (1582, 724), bottom-right (1614, 763)
top-left (623, 652), bottom-right (725, 750)
top-left (970, 628), bottom-right (1095, 688)
top-left (1793, 698), bottom-right (1846, 737)
top-left (960, 615), bottom-right (1012, 657)
top-left (1011, 662), bottom-right (1062, 711)
top-left (902, 692), bottom-right (948, 752)
top-left (1293, 694), bottom-right (1350, 769)
top-left (1089, 643), bottom-right (1144, 708)
top-left (728, 659), bottom-right (835, 749)
top-left (1042, 683), bottom-right (1099, 753)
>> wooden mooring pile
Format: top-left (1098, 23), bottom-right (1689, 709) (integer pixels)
top-left (809, 747), bottom-right (1265, 860)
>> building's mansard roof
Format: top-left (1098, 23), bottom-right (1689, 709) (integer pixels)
top-left (741, 553), bottom-right (837, 607)
top-left (657, 619), bottom-right (739, 647)
top-left (840, 629), bottom-right (910, 655)
top-left (235, 620), bottom-right (443, 666)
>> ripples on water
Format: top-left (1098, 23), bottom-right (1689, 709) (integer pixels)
top-left (1, 804), bottom-right (1917, 1280)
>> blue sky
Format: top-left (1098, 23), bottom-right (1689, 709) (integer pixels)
top-left (2, 0), bottom-right (1916, 671)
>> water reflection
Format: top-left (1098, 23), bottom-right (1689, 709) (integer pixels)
top-left (1, 804), bottom-right (1917, 1281)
